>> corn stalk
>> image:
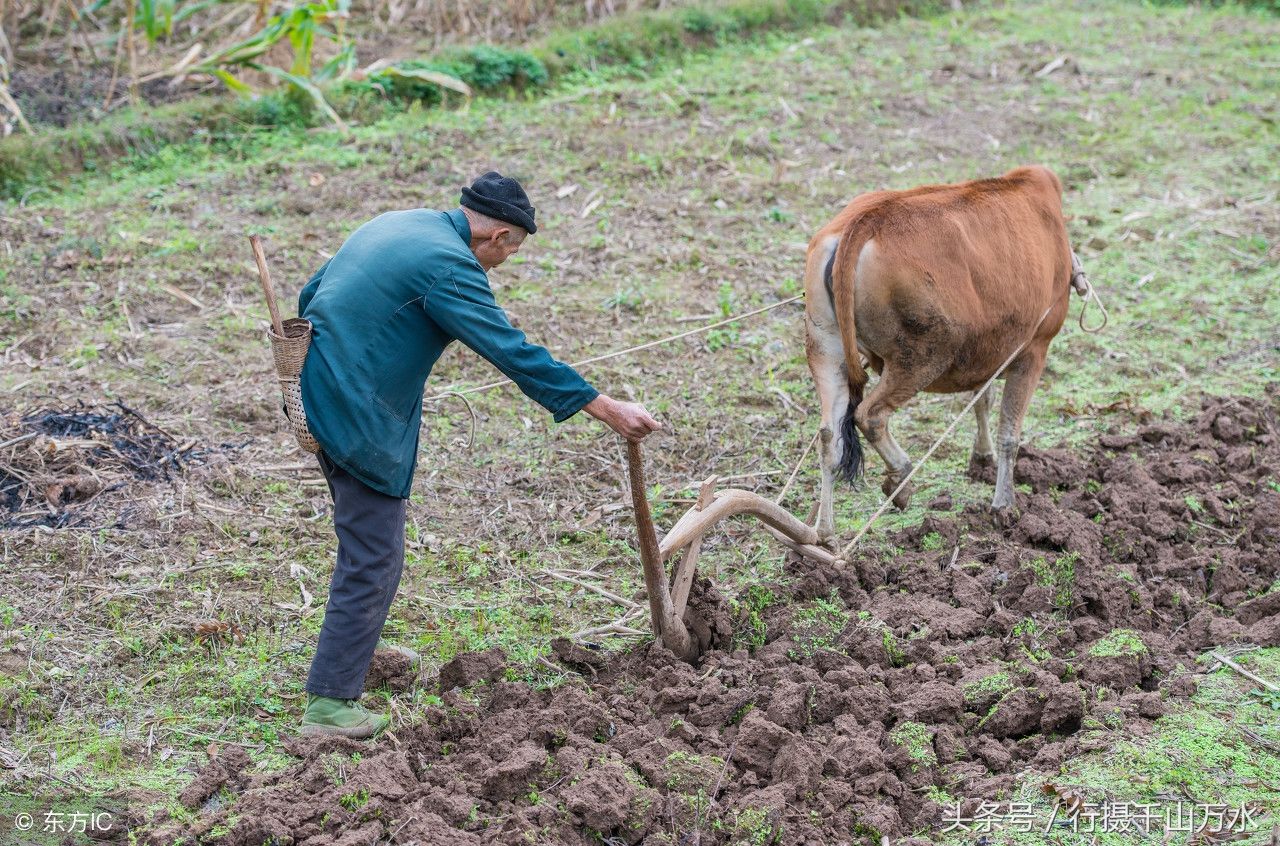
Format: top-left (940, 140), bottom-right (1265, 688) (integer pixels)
top-left (178, 0), bottom-right (469, 132)
top-left (0, 56), bottom-right (31, 134)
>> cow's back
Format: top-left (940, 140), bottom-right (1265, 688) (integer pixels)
top-left (849, 166), bottom-right (1065, 272)
top-left (830, 166), bottom-right (1073, 393)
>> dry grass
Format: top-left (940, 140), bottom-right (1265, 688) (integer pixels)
top-left (390, 0), bottom-right (683, 45)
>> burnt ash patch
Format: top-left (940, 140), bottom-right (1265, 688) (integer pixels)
top-left (0, 402), bottom-right (243, 529)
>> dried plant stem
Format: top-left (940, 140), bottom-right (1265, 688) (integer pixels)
top-left (104, 16), bottom-right (128, 109)
top-left (125, 0), bottom-right (139, 103)
top-left (0, 79), bottom-right (32, 134)
top-left (1211, 651), bottom-right (1280, 693)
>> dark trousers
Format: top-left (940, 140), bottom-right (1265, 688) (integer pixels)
top-left (306, 451), bottom-right (407, 700)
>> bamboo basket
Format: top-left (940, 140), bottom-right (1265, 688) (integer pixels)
top-left (251, 236), bottom-right (320, 454)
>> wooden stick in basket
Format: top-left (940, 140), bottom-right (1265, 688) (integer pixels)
top-left (249, 234), bottom-right (285, 337)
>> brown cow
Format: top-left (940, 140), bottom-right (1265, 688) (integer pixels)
top-left (804, 165), bottom-right (1082, 539)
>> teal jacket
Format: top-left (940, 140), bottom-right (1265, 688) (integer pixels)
top-left (298, 208), bottom-right (598, 498)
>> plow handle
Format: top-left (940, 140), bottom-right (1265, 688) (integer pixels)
top-left (625, 440), bottom-right (695, 661)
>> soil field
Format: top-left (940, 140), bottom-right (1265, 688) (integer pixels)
top-left (0, 0), bottom-right (1278, 844)
top-left (149, 393), bottom-right (1280, 845)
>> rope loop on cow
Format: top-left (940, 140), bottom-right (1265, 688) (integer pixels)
top-left (1077, 278), bottom-right (1109, 334)
top-left (1070, 249), bottom-right (1108, 334)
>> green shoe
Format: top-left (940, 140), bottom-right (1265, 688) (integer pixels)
top-left (299, 694), bottom-right (390, 739)
top-left (376, 640), bottom-right (421, 669)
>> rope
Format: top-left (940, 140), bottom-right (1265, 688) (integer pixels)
top-left (423, 390), bottom-right (477, 449)
top-left (775, 428), bottom-right (819, 505)
top-left (837, 295), bottom-right (1064, 560)
top-left (1071, 249), bottom-right (1107, 334)
top-left (1077, 278), bottom-right (1109, 333)
top-left (416, 259), bottom-right (1106, 562)
top-left (432, 295), bottom-right (804, 399)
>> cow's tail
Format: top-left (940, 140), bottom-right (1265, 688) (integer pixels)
top-left (824, 232), bottom-right (871, 484)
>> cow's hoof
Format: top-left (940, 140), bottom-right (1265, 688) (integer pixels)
top-left (990, 500), bottom-right (1019, 527)
top-left (882, 476), bottom-right (915, 510)
top-left (967, 452), bottom-right (996, 482)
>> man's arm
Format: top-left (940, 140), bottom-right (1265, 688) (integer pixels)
top-left (426, 265), bottom-right (659, 439)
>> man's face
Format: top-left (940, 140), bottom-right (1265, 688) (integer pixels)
top-left (473, 228), bottom-right (526, 271)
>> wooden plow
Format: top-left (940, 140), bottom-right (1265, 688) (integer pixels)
top-left (625, 441), bottom-right (839, 662)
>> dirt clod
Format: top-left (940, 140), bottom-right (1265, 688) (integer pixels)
top-left (436, 646), bottom-right (507, 691)
top-left (364, 648), bottom-right (418, 693)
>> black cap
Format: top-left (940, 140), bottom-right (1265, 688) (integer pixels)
top-left (459, 171), bottom-right (537, 235)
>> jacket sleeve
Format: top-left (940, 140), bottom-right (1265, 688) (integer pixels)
top-left (297, 259), bottom-right (331, 316)
top-left (425, 263), bottom-right (599, 421)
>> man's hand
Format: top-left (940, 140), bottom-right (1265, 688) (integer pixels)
top-left (584, 394), bottom-right (662, 442)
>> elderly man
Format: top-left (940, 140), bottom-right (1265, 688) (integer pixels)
top-left (296, 172), bottom-right (660, 737)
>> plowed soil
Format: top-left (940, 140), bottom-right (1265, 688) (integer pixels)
top-left (147, 391), bottom-right (1280, 845)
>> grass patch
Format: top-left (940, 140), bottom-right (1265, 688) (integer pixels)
top-left (962, 671), bottom-right (1014, 709)
top-left (1026, 551), bottom-right (1079, 610)
top-left (724, 805), bottom-right (783, 844)
top-left (939, 649), bottom-right (1280, 845)
top-left (787, 593), bottom-right (849, 658)
top-left (1088, 629), bottom-right (1148, 659)
top-left (888, 720), bottom-right (937, 769)
top-left (662, 750), bottom-right (725, 792)
top-left (731, 584), bottom-right (779, 651)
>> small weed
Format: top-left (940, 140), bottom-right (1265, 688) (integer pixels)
top-left (1250, 689), bottom-right (1280, 711)
top-left (731, 584), bottom-right (776, 651)
top-left (338, 789), bottom-right (369, 811)
top-left (962, 672), bottom-right (1013, 708)
top-left (788, 594), bottom-right (849, 659)
top-left (729, 805), bottom-right (781, 844)
top-left (602, 287), bottom-right (645, 312)
top-left (1089, 629), bottom-right (1148, 658)
top-left (1026, 551), bottom-right (1078, 610)
top-left (889, 721), bottom-right (937, 769)
top-left (662, 750), bottom-right (724, 792)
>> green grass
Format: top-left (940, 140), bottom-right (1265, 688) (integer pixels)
top-left (963, 672), bottom-right (1014, 709)
top-left (936, 650), bottom-right (1280, 845)
top-left (2, 0), bottom-right (940, 199)
top-left (787, 593), bottom-right (850, 658)
top-left (889, 720), bottom-right (938, 769)
top-left (0, 0), bottom-right (1276, 829)
top-left (1088, 629), bottom-right (1148, 659)
top-left (1026, 552), bottom-right (1079, 611)
top-left (663, 750), bottom-right (726, 792)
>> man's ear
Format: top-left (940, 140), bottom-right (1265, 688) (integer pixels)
top-left (491, 227), bottom-right (511, 244)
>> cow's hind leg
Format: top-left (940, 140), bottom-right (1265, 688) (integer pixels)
top-left (991, 350), bottom-right (1048, 511)
top-left (806, 317), bottom-right (851, 542)
top-left (855, 360), bottom-right (947, 510)
top-left (966, 384), bottom-right (996, 479)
